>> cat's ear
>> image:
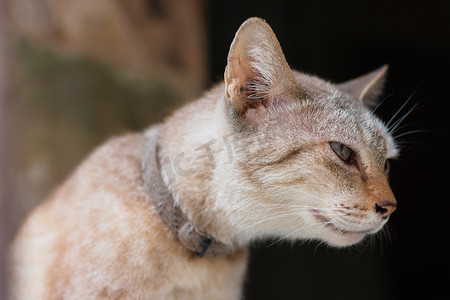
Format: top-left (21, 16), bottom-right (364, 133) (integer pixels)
top-left (338, 65), bottom-right (388, 106)
top-left (224, 18), bottom-right (300, 124)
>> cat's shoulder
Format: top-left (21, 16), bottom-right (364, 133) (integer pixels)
top-left (14, 131), bottom-right (155, 239)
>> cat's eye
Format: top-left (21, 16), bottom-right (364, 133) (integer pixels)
top-left (330, 142), bottom-right (353, 162)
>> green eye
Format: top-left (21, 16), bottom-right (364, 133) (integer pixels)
top-left (330, 142), bottom-right (353, 162)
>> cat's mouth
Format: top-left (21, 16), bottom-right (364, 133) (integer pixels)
top-left (312, 211), bottom-right (373, 236)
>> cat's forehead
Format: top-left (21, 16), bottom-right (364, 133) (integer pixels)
top-left (292, 71), bottom-right (339, 96)
top-left (267, 72), bottom-right (397, 161)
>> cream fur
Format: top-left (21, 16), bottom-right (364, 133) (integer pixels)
top-left (9, 18), bottom-right (398, 299)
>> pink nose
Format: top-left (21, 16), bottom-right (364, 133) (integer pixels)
top-left (375, 201), bottom-right (397, 219)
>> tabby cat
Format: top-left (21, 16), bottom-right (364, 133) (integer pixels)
top-left (10, 17), bottom-right (397, 299)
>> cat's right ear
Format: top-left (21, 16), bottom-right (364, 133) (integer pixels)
top-left (224, 18), bottom-right (301, 124)
top-left (337, 65), bottom-right (389, 107)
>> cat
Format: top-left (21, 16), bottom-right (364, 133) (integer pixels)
top-left (9, 17), bottom-right (398, 299)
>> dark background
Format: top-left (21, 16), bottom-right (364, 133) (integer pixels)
top-left (208, 1), bottom-right (450, 299)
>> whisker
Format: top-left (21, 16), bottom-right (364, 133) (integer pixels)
top-left (394, 129), bottom-right (430, 139)
top-left (291, 188), bottom-right (332, 203)
top-left (251, 202), bottom-right (337, 213)
top-left (388, 103), bottom-right (420, 134)
top-left (265, 217), bottom-right (338, 248)
top-left (253, 203), bottom-right (329, 209)
top-left (386, 82), bottom-right (423, 128)
top-left (370, 90), bottom-right (394, 116)
top-left (388, 121), bottom-right (420, 135)
top-left (238, 209), bottom-right (336, 233)
top-left (314, 240), bottom-right (327, 255)
top-left (258, 198), bottom-right (287, 221)
top-left (392, 143), bottom-right (423, 152)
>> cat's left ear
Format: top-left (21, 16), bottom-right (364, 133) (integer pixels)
top-left (224, 18), bottom-right (302, 124)
top-left (338, 65), bottom-right (388, 106)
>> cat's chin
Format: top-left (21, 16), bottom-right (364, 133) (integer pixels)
top-left (321, 229), bottom-right (368, 247)
top-left (309, 211), bottom-right (383, 247)
top-left (318, 222), bottom-right (385, 247)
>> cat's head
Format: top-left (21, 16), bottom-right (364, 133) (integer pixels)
top-left (222, 18), bottom-right (398, 247)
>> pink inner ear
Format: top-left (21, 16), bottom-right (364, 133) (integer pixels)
top-left (226, 56), bottom-right (274, 117)
top-left (238, 74), bottom-right (298, 125)
top-left (224, 18), bottom-right (303, 123)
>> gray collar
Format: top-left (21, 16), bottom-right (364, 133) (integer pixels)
top-left (141, 126), bottom-right (233, 257)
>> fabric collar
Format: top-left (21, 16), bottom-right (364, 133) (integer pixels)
top-left (141, 126), bottom-right (233, 257)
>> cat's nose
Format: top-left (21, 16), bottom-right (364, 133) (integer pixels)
top-left (374, 200), bottom-right (397, 219)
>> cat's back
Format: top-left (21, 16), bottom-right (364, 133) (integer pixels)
top-left (10, 132), bottom-right (177, 299)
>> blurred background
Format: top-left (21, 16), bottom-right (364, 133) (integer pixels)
top-left (1, 0), bottom-right (449, 299)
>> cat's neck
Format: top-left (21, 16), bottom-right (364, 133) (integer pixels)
top-left (157, 84), bottom-right (240, 247)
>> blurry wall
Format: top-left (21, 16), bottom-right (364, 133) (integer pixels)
top-left (2, 0), bottom-right (208, 237)
top-left (0, 1), bottom-right (10, 296)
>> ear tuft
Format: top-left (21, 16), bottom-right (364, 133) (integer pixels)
top-left (338, 65), bottom-right (388, 107)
